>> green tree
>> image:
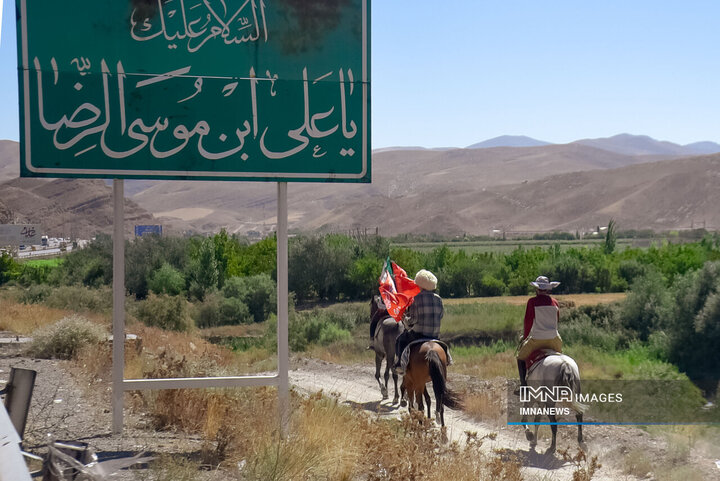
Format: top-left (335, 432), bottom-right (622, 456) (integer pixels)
top-left (186, 237), bottom-right (219, 301)
top-left (666, 261), bottom-right (720, 395)
top-left (604, 219), bottom-right (617, 255)
top-left (0, 252), bottom-right (20, 285)
top-left (222, 274), bottom-right (277, 323)
top-left (148, 262), bottom-right (186, 296)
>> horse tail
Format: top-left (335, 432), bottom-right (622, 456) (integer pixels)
top-left (427, 349), bottom-right (463, 410)
top-left (559, 359), bottom-right (588, 414)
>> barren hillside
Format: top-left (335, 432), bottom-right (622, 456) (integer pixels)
top-left (0, 177), bottom-right (156, 238)
top-left (0, 137), bottom-right (716, 236)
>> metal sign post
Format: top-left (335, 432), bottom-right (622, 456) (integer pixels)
top-left (277, 182), bottom-right (290, 434)
top-left (112, 180), bottom-right (125, 433)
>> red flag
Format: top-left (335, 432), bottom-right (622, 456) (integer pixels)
top-left (379, 260), bottom-right (421, 322)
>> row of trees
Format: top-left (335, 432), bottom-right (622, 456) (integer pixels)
top-left (3, 230), bottom-right (720, 305)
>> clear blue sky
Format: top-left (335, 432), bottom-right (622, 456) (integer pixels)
top-left (3, 1), bottom-right (720, 149)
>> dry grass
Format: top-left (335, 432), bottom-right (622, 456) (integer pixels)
top-left (111, 340), bottom-right (527, 480)
top-left (444, 292), bottom-right (626, 307)
top-left (463, 388), bottom-right (506, 424)
top-left (0, 297), bottom-right (108, 335)
top-left (622, 448), bottom-right (652, 478)
top-left (453, 349), bottom-right (517, 378)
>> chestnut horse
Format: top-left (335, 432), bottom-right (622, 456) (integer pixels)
top-left (400, 341), bottom-right (462, 426)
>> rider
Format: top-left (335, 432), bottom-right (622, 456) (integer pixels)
top-left (515, 275), bottom-right (562, 393)
top-left (393, 269), bottom-right (444, 374)
top-left (368, 295), bottom-right (390, 350)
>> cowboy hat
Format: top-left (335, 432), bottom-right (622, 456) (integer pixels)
top-left (414, 269), bottom-right (438, 291)
top-left (530, 275), bottom-right (560, 290)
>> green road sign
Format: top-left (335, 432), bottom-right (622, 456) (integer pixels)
top-left (17, 0), bottom-right (370, 182)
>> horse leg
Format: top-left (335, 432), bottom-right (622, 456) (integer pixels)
top-left (407, 389), bottom-right (415, 414)
top-left (375, 354), bottom-right (388, 399)
top-left (545, 413), bottom-right (557, 455)
top-left (526, 414), bottom-right (540, 451)
top-left (577, 413), bottom-right (586, 450)
top-left (400, 379), bottom-right (407, 407)
top-left (416, 387), bottom-right (425, 420)
top-left (391, 370), bottom-right (399, 404)
top-left (522, 408), bottom-right (535, 444)
top-left (423, 387), bottom-right (432, 420)
top-left (383, 355), bottom-right (391, 399)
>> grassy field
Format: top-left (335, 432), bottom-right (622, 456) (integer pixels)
top-left (19, 258), bottom-right (64, 267)
top-left (392, 238), bottom-right (637, 254)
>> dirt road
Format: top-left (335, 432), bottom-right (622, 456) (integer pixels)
top-left (289, 357), bottom-right (720, 481)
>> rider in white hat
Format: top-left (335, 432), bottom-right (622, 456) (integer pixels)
top-left (515, 276), bottom-right (563, 393)
top-left (393, 269), bottom-right (444, 374)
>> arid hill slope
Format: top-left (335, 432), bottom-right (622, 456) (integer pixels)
top-left (0, 138), bottom-right (715, 236)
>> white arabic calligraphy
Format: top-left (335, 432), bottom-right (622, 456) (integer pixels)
top-left (130, 0), bottom-right (268, 53)
top-left (33, 57), bottom-right (359, 163)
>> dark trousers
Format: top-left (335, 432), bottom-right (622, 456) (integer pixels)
top-left (394, 330), bottom-right (422, 365)
top-left (370, 317), bottom-right (379, 340)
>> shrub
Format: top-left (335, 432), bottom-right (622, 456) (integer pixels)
top-left (288, 307), bottom-right (360, 351)
top-left (318, 323), bottom-right (352, 345)
top-left (0, 252), bottom-right (20, 285)
top-left (620, 270), bottom-right (672, 340)
top-left (27, 314), bottom-right (107, 360)
top-left (219, 297), bottom-right (252, 325)
top-left (148, 262), bottom-right (186, 296)
top-left (193, 294), bottom-right (222, 328)
top-left (618, 259), bottom-right (647, 286)
top-left (19, 284), bottom-right (53, 304)
top-left (17, 262), bottom-right (56, 286)
top-left (507, 276), bottom-right (530, 296)
top-left (136, 294), bottom-right (194, 332)
top-left (222, 274), bottom-right (277, 323)
top-left (475, 274), bottom-right (505, 297)
top-left (44, 286), bottom-right (113, 312)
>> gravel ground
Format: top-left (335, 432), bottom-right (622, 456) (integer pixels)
top-left (2, 337), bottom-right (719, 480)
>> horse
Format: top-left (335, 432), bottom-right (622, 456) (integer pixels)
top-left (400, 341), bottom-right (462, 426)
top-left (370, 297), bottom-right (403, 403)
top-left (521, 352), bottom-right (587, 454)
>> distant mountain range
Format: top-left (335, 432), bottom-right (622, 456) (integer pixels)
top-left (466, 135), bottom-right (552, 149)
top-left (466, 133), bottom-right (720, 157)
top-left (1, 134), bottom-right (720, 237)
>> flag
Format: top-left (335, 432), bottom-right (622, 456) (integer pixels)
top-left (378, 259), bottom-right (421, 322)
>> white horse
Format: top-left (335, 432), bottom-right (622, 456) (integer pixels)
top-left (521, 352), bottom-right (588, 454)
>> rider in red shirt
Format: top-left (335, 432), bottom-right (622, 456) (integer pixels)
top-left (515, 276), bottom-right (563, 392)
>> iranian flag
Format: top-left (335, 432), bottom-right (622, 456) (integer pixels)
top-left (378, 259), bottom-right (421, 322)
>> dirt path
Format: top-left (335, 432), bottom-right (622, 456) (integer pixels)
top-left (3, 341), bottom-right (718, 480)
top-left (289, 358), bottom-right (720, 481)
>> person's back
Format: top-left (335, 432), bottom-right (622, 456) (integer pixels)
top-left (393, 270), bottom-right (443, 373)
top-left (406, 289), bottom-right (443, 339)
top-left (514, 276), bottom-right (562, 393)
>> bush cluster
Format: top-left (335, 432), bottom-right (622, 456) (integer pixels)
top-left (13, 230), bottom-right (720, 306)
top-left (27, 314), bottom-right (107, 360)
top-left (136, 294), bottom-right (194, 332)
top-left (289, 303), bottom-right (366, 351)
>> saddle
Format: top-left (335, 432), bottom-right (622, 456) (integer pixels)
top-left (399, 338), bottom-right (453, 372)
top-left (526, 348), bottom-right (561, 374)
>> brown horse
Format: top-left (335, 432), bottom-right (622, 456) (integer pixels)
top-left (400, 341), bottom-right (462, 426)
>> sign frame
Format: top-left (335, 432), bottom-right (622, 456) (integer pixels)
top-left (17, 0), bottom-right (370, 183)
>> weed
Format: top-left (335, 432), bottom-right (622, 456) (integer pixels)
top-left (558, 448), bottom-right (601, 481)
top-left (27, 314), bottom-right (107, 360)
